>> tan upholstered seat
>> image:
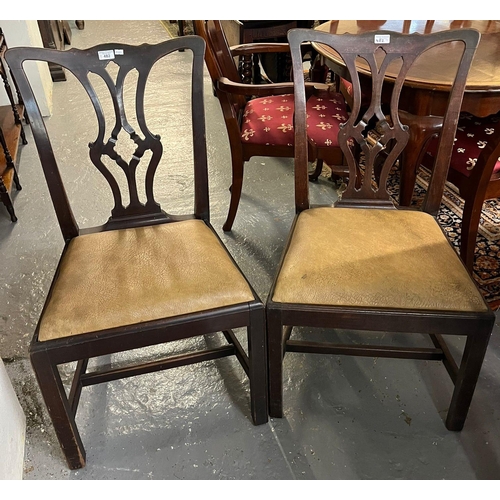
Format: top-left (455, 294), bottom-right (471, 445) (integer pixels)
top-left (272, 207), bottom-right (488, 312)
top-left (39, 219), bottom-right (254, 341)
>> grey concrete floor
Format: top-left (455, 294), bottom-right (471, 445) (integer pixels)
top-left (1, 20), bottom-right (500, 481)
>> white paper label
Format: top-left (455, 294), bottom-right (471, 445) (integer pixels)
top-left (98, 49), bottom-right (115, 60)
top-left (374, 34), bottom-right (390, 44)
top-left (114, 49), bottom-right (124, 55)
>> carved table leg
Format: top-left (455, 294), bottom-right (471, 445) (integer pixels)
top-left (398, 111), bottom-right (443, 206)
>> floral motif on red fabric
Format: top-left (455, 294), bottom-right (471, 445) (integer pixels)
top-left (240, 95), bottom-right (295, 146)
top-left (424, 112), bottom-right (500, 177)
top-left (239, 92), bottom-right (349, 148)
top-left (306, 94), bottom-right (349, 148)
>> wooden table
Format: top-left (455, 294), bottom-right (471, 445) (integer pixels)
top-left (314, 20), bottom-right (500, 118)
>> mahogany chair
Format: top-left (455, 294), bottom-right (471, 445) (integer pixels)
top-left (193, 20), bottom-right (348, 231)
top-left (399, 110), bottom-right (500, 272)
top-left (267, 27), bottom-right (494, 431)
top-left (6, 35), bottom-right (268, 470)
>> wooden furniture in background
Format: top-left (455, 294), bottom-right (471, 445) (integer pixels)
top-left (37, 21), bottom-right (73, 81)
top-left (267, 27), bottom-right (494, 432)
top-left (194, 20), bottom-right (297, 231)
top-left (237, 21), bottom-right (298, 84)
top-left (0, 27), bottom-right (25, 222)
top-left (6, 35), bottom-right (268, 470)
top-left (194, 20), bottom-right (348, 231)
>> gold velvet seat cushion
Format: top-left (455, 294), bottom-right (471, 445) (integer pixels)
top-left (38, 219), bottom-right (255, 342)
top-left (272, 207), bottom-right (488, 312)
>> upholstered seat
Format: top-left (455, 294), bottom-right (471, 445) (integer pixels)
top-left (241, 93), bottom-right (348, 148)
top-left (306, 93), bottom-right (349, 150)
top-left (272, 207), bottom-right (488, 312)
top-left (241, 94), bottom-right (294, 146)
top-left (423, 112), bottom-right (500, 177)
top-left (39, 220), bottom-right (255, 341)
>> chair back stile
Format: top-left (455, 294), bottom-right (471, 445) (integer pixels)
top-left (287, 29), bottom-right (481, 214)
top-left (6, 36), bottom-right (210, 241)
top-left (198, 21), bottom-right (247, 118)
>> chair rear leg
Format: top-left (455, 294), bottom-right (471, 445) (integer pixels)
top-left (445, 329), bottom-right (491, 431)
top-left (31, 348), bottom-right (86, 469)
top-left (267, 307), bottom-right (284, 418)
top-left (247, 303), bottom-right (268, 425)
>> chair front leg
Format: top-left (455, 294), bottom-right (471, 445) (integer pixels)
top-left (30, 348), bottom-right (86, 469)
top-left (223, 153), bottom-right (245, 232)
top-left (247, 302), bottom-right (268, 425)
top-left (445, 329), bottom-right (492, 431)
top-left (267, 306), bottom-right (285, 418)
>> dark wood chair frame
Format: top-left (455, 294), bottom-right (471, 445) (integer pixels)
top-left (267, 28), bottom-right (494, 432)
top-left (6, 35), bottom-right (268, 470)
top-left (193, 20), bottom-right (332, 232)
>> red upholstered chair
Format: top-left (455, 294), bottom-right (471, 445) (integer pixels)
top-left (194, 20), bottom-right (348, 231)
top-left (399, 111), bottom-right (500, 271)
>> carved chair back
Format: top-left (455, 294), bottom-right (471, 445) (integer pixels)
top-left (6, 36), bottom-right (209, 240)
top-left (288, 28), bottom-right (480, 213)
top-left (194, 21), bottom-right (247, 118)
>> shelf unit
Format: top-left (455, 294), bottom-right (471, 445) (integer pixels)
top-left (0, 27), bottom-right (26, 222)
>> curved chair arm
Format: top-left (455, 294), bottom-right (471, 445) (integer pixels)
top-left (230, 42), bottom-right (292, 57)
top-left (217, 76), bottom-right (328, 97)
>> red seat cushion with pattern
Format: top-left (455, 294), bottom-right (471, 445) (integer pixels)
top-left (240, 94), bottom-right (295, 146)
top-left (423, 112), bottom-right (500, 177)
top-left (240, 92), bottom-right (349, 148)
top-left (306, 93), bottom-right (349, 148)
